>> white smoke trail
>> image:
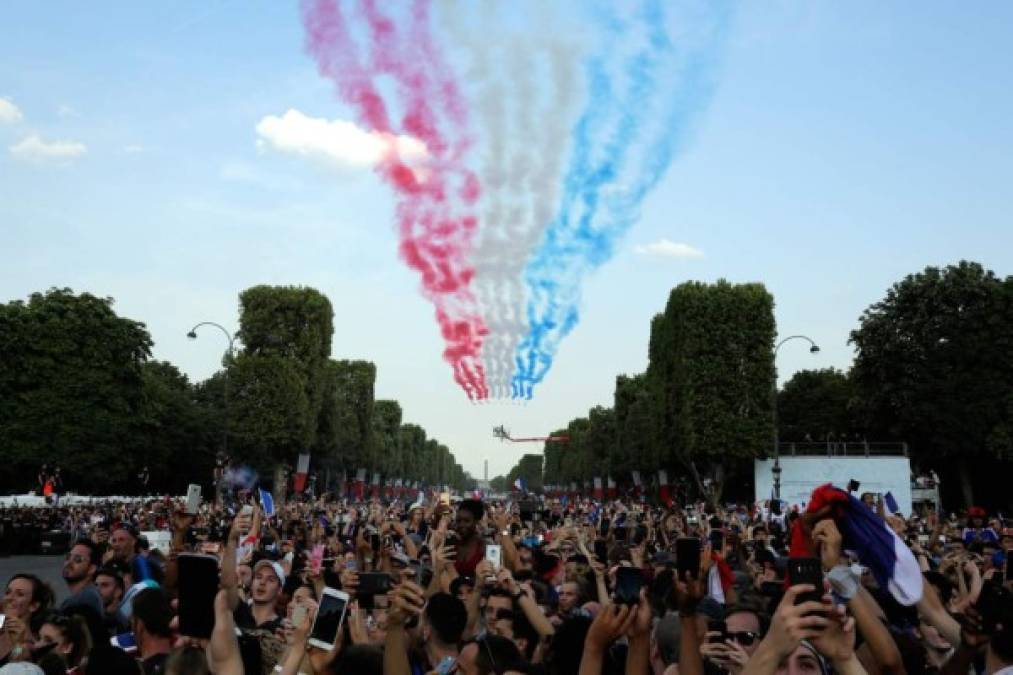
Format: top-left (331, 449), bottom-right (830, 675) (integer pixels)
top-left (439, 0), bottom-right (582, 398)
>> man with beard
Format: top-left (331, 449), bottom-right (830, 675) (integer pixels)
top-left (95, 563), bottom-right (129, 635)
top-left (59, 539), bottom-right (104, 617)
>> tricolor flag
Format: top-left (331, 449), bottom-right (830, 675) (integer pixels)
top-left (791, 483), bottom-right (923, 606)
top-left (258, 488), bottom-right (275, 517)
top-left (513, 477), bottom-right (527, 492)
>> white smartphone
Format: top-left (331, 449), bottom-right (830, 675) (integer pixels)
top-left (186, 484), bottom-right (202, 515)
top-left (0, 614), bottom-right (5, 630)
top-left (308, 587), bottom-right (349, 650)
top-left (485, 544), bottom-right (502, 570)
top-left (291, 603), bottom-right (308, 629)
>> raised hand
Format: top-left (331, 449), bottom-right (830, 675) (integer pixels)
top-left (759, 585), bottom-right (832, 660)
top-left (585, 603), bottom-right (637, 654)
top-left (812, 519), bottom-right (843, 570)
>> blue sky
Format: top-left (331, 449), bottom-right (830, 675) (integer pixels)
top-left (2, 2), bottom-right (1012, 479)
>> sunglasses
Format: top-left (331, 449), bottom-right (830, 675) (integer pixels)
top-left (64, 554), bottom-right (89, 564)
top-left (728, 631), bottom-right (759, 646)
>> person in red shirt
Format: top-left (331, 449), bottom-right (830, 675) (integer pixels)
top-left (453, 499), bottom-right (487, 577)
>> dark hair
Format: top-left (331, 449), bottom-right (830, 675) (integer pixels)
top-left (499, 609), bottom-right (539, 661)
top-left (458, 499), bottom-right (485, 522)
top-left (426, 592), bottom-right (467, 645)
top-left (471, 634), bottom-right (526, 675)
top-left (333, 644), bottom-right (384, 675)
top-left (132, 587), bottom-right (173, 638)
top-left (41, 611), bottom-right (93, 667)
top-left (8, 573), bottom-right (55, 625)
top-left (73, 538), bottom-right (102, 567)
top-left (545, 615), bottom-right (593, 675)
top-left (84, 645), bottom-right (143, 674)
top-left (96, 565), bottom-right (126, 592)
top-left (724, 595), bottom-right (770, 636)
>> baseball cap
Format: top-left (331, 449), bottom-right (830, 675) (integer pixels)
top-left (253, 559), bottom-right (286, 587)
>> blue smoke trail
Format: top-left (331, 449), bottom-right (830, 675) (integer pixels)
top-left (511, 0), bottom-right (732, 399)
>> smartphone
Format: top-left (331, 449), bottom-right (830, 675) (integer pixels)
top-left (1005, 549), bottom-right (1012, 584)
top-left (369, 533), bottom-right (381, 551)
top-left (593, 539), bottom-right (608, 563)
top-left (0, 615), bottom-right (5, 630)
top-left (240, 504), bottom-right (253, 517)
top-left (485, 544), bottom-right (502, 570)
top-left (186, 484), bottom-right (202, 515)
top-left (291, 603), bottom-right (309, 629)
top-left (787, 557), bottom-right (824, 607)
top-left (707, 619), bottom-right (728, 643)
top-left (675, 537), bottom-right (701, 580)
top-left (435, 655), bottom-right (457, 675)
top-left (110, 632), bottom-right (137, 652)
top-left (975, 581), bottom-right (1008, 634)
top-left (410, 561), bottom-right (435, 588)
top-left (615, 566), bottom-right (643, 605)
top-left (177, 553), bottom-right (220, 639)
top-left (357, 572), bottom-right (392, 597)
top-left (709, 530), bottom-right (725, 552)
top-left (308, 587), bottom-right (350, 650)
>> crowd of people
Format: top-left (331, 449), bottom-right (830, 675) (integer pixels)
top-left (0, 484), bottom-right (1010, 675)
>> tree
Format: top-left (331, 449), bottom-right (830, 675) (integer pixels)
top-left (507, 454), bottom-right (544, 493)
top-left (227, 353), bottom-right (313, 472)
top-left (131, 361), bottom-right (216, 493)
top-left (651, 280), bottom-right (776, 504)
top-left (328, 360), bottom-right (376, 471)
top-left (238, 285), bottom-right (334, 456)
top-left (850, 261), bottom-right (1013, 505)
top-left (0, 288), bottom-right (153, 492)
top-left (777, 368), bottom-right (856, 442)
top-left (489, 475), bottom-right (509, 493)
top-left (614, 373), bottom-right (657, 477)
top-left (372, 400), bottom-right (403, 477)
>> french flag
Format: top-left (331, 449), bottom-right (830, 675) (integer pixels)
top-left (514, 477), bottom-right (527, 493)
top-left (791, 483), bottom-right (923, 606)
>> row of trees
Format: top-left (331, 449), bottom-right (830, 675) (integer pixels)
top-left (0, 286), bottom-right (473, 494)
top-left (499, 262), bottom-right (1013, 508)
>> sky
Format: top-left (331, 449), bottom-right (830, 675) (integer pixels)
top-left (2, 2), bottom-right (1012, 480)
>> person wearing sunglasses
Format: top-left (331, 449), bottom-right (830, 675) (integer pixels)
top-left (59, 539), bottom-right (103, 618)
top-left (700, 601), bottom-right (766, 675)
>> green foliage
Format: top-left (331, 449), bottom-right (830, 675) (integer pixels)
top-left (489, 475), bottom-right (509, 493)
top-left (372, 400), bottom-right (403, 476)
top-left (660, 281), bottom-right (776, 468)
top-left (328, 360), bottom-right (376, 470)
top-left (132, 361), bottom-right (217, 493)
top-left (0, 288), bottom-right (153, 492)
top-left (777, 368), bottom-right (856, 442)
top-left (507, 454), bottom-right (544, 493)
top-left (850, 261), bottom-right (1013, 464)
top-left (228, 353), bottom-right (313, 470)
top-left (614, 373), bottom-right (656, 474)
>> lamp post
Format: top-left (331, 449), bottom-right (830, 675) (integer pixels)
top-left (187, 322), bottom-right (238, 460)
top-left (771, 335), bottom-right (821, 500)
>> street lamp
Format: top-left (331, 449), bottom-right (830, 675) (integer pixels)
top-left (187, 322), bottom-right (238, 460)
top-left (772, 335), bottom-right (821, 501)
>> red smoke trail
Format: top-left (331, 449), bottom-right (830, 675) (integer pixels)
top-left (302, 0), bottom-right (488, 398)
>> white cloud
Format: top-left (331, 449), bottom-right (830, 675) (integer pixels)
top-left (255, 108), bottom-right (427, 169)
top-left (57, 104), bottom-right (79, 118)
top-left (9, 134), bottom-right (87, 163)
top-left (634, 238), bottom-right (704, 260)
top-left (0, 97), bottom-right (23, 124)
